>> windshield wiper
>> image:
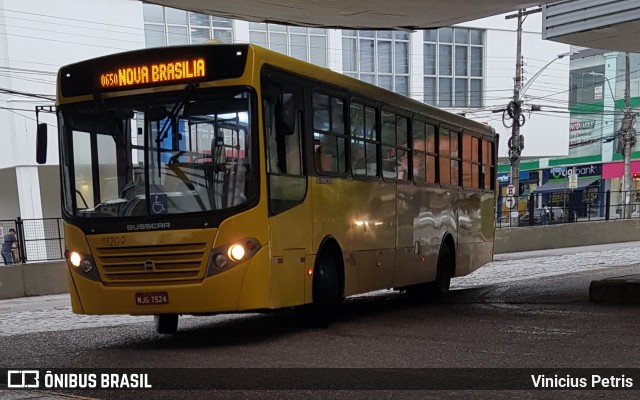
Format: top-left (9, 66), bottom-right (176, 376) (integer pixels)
top-left (93, 92), bottom-right (124, 139)
top-left (155, 82), bottom-right (199, 177)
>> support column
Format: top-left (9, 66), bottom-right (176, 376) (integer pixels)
top-left (15, 166), bottom-right (43, 220)
top-left (410, 31), bottom-right (424, 104)
top-left (233, 20), bottom-right (250, 43)
top-left (327, 29), bottom-right (343, 73)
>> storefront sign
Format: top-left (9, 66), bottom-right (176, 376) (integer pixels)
top-left (594, 86), bottom-right (603, 100)
top-left (497, 171), bottom-right (531, 185)
top-left (569, 120), bottom-right (596, 131)
top-left (568, 116), bottom-right (601, 158)
top-left (548, 164), bottom-right (601, 180)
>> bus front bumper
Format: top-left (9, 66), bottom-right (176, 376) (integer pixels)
top-left (67, 246), bottom-right (273, 315)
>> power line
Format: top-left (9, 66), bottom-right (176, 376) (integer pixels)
top-left (0, 88), bottom-right (54, 101)
top-left (0, 21), bottom-right (143, 46)
top-left (0, 31), bottom-right (137, 51)
top-left (0, 8), bottom-right (145, 33)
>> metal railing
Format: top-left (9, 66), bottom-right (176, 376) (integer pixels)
top-left (0, 217), bottom-right (64, 263)
top-left (496, 190), bottom-right (640, 228)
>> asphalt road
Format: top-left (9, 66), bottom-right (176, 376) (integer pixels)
top-left (1, 243), bottom-right (639, 399)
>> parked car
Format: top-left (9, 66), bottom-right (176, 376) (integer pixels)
top-left (519, 209), bottom-right (546, 225)
top-left (520, 207), bottom-right (567, 225)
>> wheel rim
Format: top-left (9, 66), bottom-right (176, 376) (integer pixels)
top-left (314, 255), bottom-right (339, 306)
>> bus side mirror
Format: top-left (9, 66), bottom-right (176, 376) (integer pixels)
top-left (276, 93), bottom-right (296, 136)
top-left (36, 123), bottom-right (48, 164)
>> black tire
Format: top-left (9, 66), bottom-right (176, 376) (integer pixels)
top-left (306, 251), bottom-right (341, 328)
top-left (154, 314), bottom-right (178, 334)
top-left (426, 243), bottom-right (453, 299)
top-left (406, 243), bottom-right (453, 301)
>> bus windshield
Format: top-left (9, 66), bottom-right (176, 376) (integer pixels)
top-left (59, 88), bottom-right (255, 219)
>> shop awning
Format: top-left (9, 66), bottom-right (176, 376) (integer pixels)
top-left (533, 178), bottom-right (599, 193)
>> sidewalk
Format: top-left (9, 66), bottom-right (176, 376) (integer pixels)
top-left (0, 294), bottom-right (151, 337)
top-left (487, 241), bottom-right (640, 304)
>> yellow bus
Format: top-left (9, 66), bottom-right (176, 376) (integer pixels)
top-left (36, 43), bottom-right (497, 333)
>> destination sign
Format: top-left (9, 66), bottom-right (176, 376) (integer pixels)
top-left (60, 45), bottom-right (249, 97)
top-left (99, 58), bottom-right (206, 89)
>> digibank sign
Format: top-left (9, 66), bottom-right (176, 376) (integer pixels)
top-left (549, 164), bottom-right (601, 179)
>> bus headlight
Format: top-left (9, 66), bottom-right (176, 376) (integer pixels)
top-left (228, 244), bottom-right (246, 262)
top-left (65, 249), bottom-right (100, 281)
top-left (206, 238), bottom-right (261, 277)
top-left (69, 251), bottom-right (82, 267)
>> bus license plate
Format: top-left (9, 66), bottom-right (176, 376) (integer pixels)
top-left (135, 292), bottom-right (169, 305)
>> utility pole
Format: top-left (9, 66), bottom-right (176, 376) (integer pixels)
top-left (510, 10), bottom-right (523, 206)
top-left (504, 7), bottom-right (540, 225)
top-left (621, 52), bottom-right (637, 219)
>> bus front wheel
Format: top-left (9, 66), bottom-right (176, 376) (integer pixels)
top-left (154, 314), bottom-right (178, 334)
top-left (306, 252), bottom-right (341, 328)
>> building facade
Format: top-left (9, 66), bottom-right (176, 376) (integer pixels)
top-left (497, 48), bottom-right (640, 221)
top-left (0, 0), bottom-right (570, 221)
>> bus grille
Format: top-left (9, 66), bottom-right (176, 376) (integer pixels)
top-left (94, 242), bottom-right (208, 285)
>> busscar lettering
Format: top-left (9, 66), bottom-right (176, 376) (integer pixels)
top-left (100, 58), bottom-right (205, 88)
top-left (126, 222), bottom-right (171, 231)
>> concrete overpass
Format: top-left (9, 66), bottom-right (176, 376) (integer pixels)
top-left (147, 0), bottom-right (640, 52)
top-left (144, 0), bottom-right (556, 30)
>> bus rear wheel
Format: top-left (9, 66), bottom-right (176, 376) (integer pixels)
top-left (306, 252), bottom-right (341, 328)
top-left (154, 314), bottom-right (178, 334)
top-left (406, 243), bottom-right (453, 301)
top-left (426, 243), bottom-right (453, 299)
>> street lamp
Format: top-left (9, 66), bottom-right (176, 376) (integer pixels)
top-left (505, 50), bottom-right (575, 226)
top-left (521, 51), bottom-right (576, 96)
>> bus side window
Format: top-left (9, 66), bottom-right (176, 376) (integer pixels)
top-left (315, 144), bottom-right (333, 172)
top-left (413, 120), bottom-right (426, 184)
top-left (425, 123), bottom-right (437, 184)
top-left (350, 102), bottom-right (378, 177)
top-left (313, 92), bottom-right (346, 175)
top-left (482, 139), bottom-right (495, 190)
top-left (381, 110), bottom-right (408, 181)
top-left (263, 77), bottom-right (307, 215)
top-left (450, 130), bottom-right (460, 187)
top-left (461, 133), bottom-right (482, 189)
top-left (439, 127), bottom-right (451, 186)
top-left (471, 135), bottom-right (481, 188)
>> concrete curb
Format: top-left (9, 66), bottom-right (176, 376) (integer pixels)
top-left (0, 261), bottom-right (67, 300)
top-left (494, 219), bottom-right (640, 254)
top-left (589, 275), bottom-right (640, 304)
